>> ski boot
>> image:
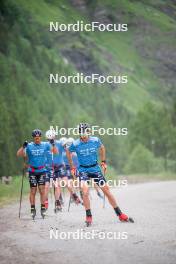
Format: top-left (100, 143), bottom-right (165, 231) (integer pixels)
top-left (85, 215), bottom-right (92, 227)
top-left (31, 208), bottom-right (36, 220)
top-left (41, 206), bottom-right (46, 219)
top-left (72, 193), bottom-right (81, 205)
top-left (45, 199), bottom-right (49, 210)
top-left (54, 200), bottom-right (62, 213)
top-left (119, 213), bottom-right (134, 223)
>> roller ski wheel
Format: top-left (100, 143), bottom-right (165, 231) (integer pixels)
top-left (31, 209), bottom-right (36, 220)
top-left (85, 216), bottom-right (92, 227)
top-left (128, 217), bottom-right (134, 223)
top-left (119, 213), bottom-right (134, 223)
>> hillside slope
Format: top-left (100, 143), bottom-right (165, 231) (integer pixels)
top-left (0, 0), bottom-right (175, 175)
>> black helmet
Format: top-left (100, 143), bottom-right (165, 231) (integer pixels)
top-left (78, 123), bottom-right (91, 135)
top-left (32, 129), bottom-right (42, 137)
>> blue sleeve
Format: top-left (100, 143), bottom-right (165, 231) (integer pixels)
top-left (45, 142), bottom-right (51, 151)
top-left (69, 143), bottom-right (76, 152)
top-left (61, 144), bottom-right (65, 153)
top-left (96, 138), bottom-right (102, 148)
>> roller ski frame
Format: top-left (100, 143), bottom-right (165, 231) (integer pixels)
top-left (127, 217), bottom-right (134, 223)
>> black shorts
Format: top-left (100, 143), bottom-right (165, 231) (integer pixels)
top-left (29, 172), bottom-right (46, 188)
top-left (54, 165), bottom-right (66, 179)
top-left (78, 170), bottom-right (106, 186)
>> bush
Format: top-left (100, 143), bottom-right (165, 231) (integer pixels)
top-left (124, 144), bottom-right (155, 174)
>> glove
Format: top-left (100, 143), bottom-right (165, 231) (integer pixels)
top-left (101, 161), bottom-right (107, 172)
top-left (49, 139), bottom-right (55, 146)
top-left (23, 141), bottom-right (28, 148)
top-left (71, 166), bottom-right (77, 177)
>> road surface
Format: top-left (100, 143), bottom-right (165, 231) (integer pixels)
top-left (0, 181), bottom-right (176, 264)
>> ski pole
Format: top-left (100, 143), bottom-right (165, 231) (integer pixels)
top-left (19, 157), bottom-right (26, 219)
top-left (103, 170), bottom-right (106, 209)
top-left (68, 194), bottom-right (72, 212)
top-left (51, 150), bottom-right (56, 209)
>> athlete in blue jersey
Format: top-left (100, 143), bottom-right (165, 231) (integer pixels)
top-left (59, 137), bottom-right (81, 205)
top-left (63, 138), bottom-right (83, 204)
top-left (66, 123), bottom-right (134, 225)
top-left (44, 130), bottom-right (65, 212)
top-left (45, 133), bottom-right (81, 210)
top-left (63, 138), bottom-right (79, 179)
top-left (17, 129), bottom-right (58, 219)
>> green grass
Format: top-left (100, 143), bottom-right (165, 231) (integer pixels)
top-left (0, 176), bottom-right (29, 207)
top-left (98, 0), bottom-right (175, 30)
top-left (16, 0), bottom-right (85, 25)
top-left (121, 172), bottom-right (176, 184)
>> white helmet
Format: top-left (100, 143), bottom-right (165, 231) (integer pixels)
top-left (45, 129), bottom-right (56, 140)
top-left (66, 137), bottom-right (74, 146)
top-left (59, 137), bottom-right (67, 146)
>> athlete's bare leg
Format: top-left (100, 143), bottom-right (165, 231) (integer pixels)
top-left (100, 183), bottom-right (117, 208)
top-left (81, 181), bottom-right (90, 210)
top-left (29, 187), bottom-right (37, 205)
top-left (38, 184), bottom-right (45, 205)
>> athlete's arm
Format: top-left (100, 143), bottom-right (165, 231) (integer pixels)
top-left (47, 140), bottom-right (58, 154)
top-left (51, 145), bottom-right (58, 154)
top-left (17, 147), bottom-right (27, 157)
top-left (99, 144), bottom-right (106, 161)
top-left (66, 148), bottom-right (74, 168)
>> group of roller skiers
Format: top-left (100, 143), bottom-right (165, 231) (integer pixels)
top-left (17, 123), bottom-right (134, 226)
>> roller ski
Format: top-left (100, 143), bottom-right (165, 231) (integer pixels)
top-left (41, 206), bottom-right (46, 219)
top-left (85, 215), bottom-right (92, 227)
top-left (119, 213), bottom-right (134, 223)
top-left (54, 200), bottom-right (62, 213)
top-left (31, 208), bottom-right (36, 220)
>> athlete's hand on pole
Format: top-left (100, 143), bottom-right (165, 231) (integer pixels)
top-left (101, 160), bottom-right (107, 173)
top-left (23, 141), bottom-right (28, 148)
top-left (49, 139), bottom-right (55, 146)
top-left (71, 166), bottom-right (77, 179)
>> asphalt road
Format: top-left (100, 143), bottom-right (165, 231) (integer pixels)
top-left (0, 181), bottom-right (176, 264)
